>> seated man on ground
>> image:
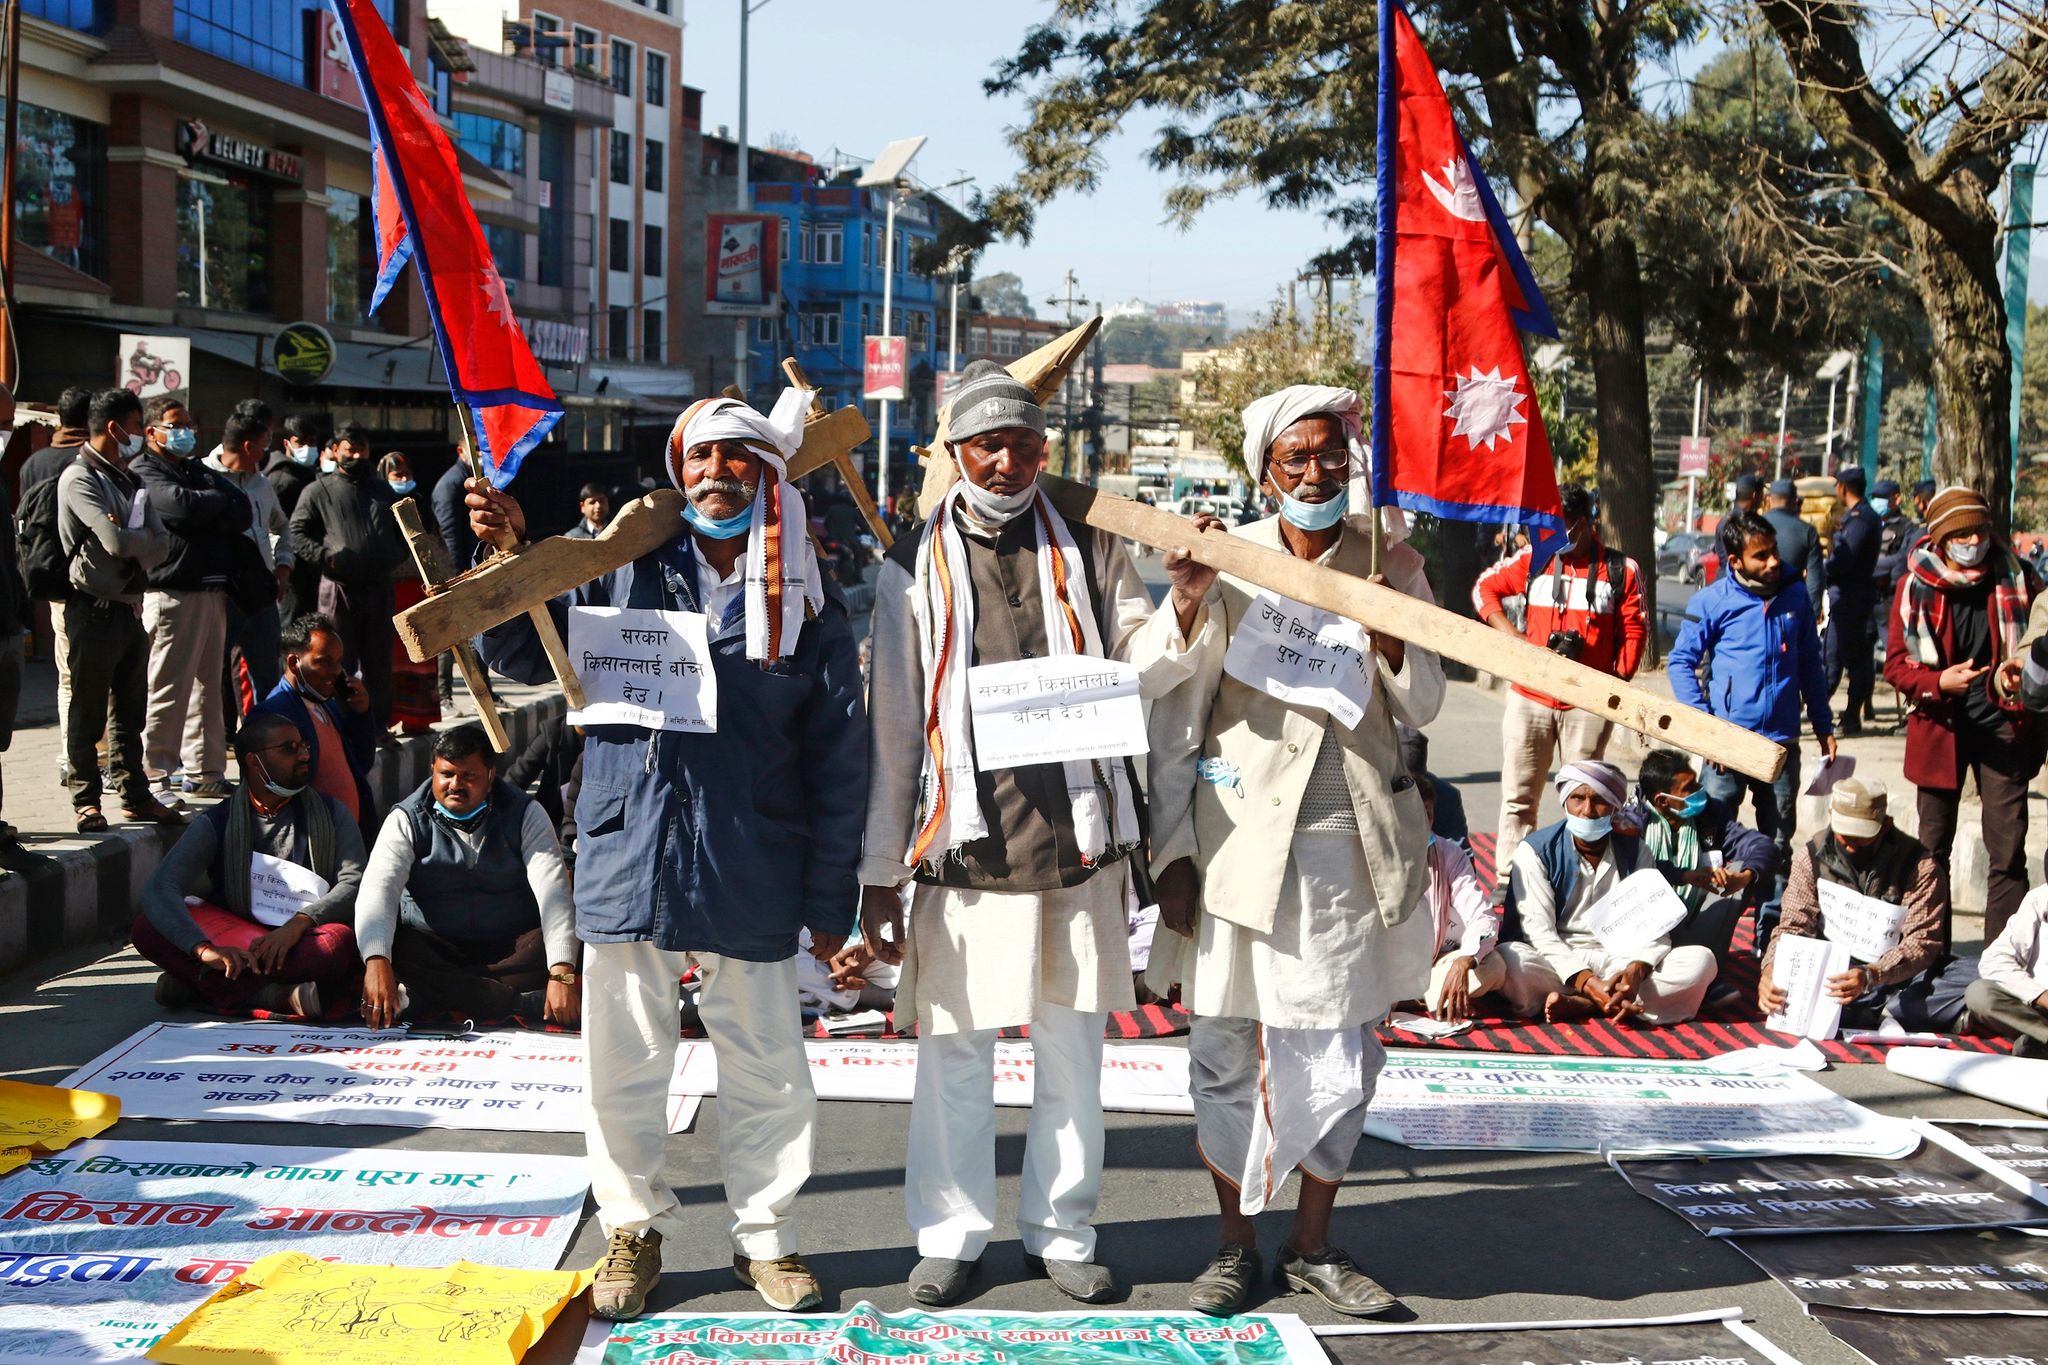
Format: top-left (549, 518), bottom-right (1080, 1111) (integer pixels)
top-left (1417, 775), bottom-right (1502, 1020)
top-left (1967, 884), bottom-right (2048, 1056)
top-left (1498, 760), bottom-right (1718, 1025)
top-left (356, 724), bottom-right (580, 1028)
top-left (1762, 778), bottom-right (1976, 1033)
top-left (132, 713), bottom-right (366, 1017)
top-left (1621, 748), bottom-right (1773, 972)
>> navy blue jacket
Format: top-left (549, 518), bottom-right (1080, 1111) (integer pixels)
top-left (1620, 795), bottom-right (1776, 910)
top-left (478, 534), bottom-right (867, 960)
top-left (1762, 507), bottom-right (1824, 607)
top-left (1826, 502), bottom-right (1882, 605)
top-left (251, 677), bottom-right (379, 833)
top-left (432, 462), bottom-right (477, 576)
top-left (1503, 819), bottom-right (1650, 944)
top-left (1667, 574), bottom-right (1831, 744)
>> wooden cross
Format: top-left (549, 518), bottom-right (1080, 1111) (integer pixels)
top-left (395, 392), bottom-right (873, 666)
top-left (781, 358), bottom-right (892, 550)
top-left (392, 496), bottom-right (510, 753)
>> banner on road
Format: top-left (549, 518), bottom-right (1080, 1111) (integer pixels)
top-left (60, 1023), bottom-right (701, 1134)
top-left (1317, 1309), bottom-right (1798, 1365)
top-left (1364, 1051), bottom-right (1917, 1157)
top-left (581, 1304), bottom-right (1324, 1364)
top-left (0, 1139), bottom-right (586, 1362)
top-left (1612, 1145), bottom-right (2048, 1236)
top-left (1730, 1227), bottom-right (2048, 1315)
top-left (1811, 1303), bottom-right (2048, 1364)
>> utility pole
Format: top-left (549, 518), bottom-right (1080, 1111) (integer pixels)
top-left (1046, 270), bottom-right (1089, 475)
top-left (734, 0), bottom-right (772, 394)
top-left (1775, 374), bottom-right (1792, 480)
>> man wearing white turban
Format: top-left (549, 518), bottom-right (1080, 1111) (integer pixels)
top-left (469, 390), bottom-right (868, 1321)
top-left (1132, 384), bottom-right (1442, 1319)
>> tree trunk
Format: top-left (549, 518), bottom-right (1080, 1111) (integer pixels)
top-left (1580, 226), bottom-right (1661, 662)
top-left (1910, 212), bottom-right (2013, 531)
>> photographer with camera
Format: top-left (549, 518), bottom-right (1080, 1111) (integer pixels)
top-left (1473, 485), bottom-right (1646, 869)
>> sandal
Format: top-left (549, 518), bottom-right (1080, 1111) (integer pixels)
top-left (121, 798), bottom-right (189, 828)
top-left (75, 807), bottom-right (108, 833)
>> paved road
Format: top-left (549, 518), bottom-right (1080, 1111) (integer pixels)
top-left (0, 561), bottom-right (2033, 1361)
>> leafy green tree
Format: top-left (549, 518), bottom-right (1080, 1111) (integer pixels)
top-left (967, 270), bottom-right (1036, 318)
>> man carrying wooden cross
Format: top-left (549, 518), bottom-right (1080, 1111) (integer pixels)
top-left (1136, 384), bottom-right (1441, 1320)
top-left (859, 360), bottom-right (1195, 1308)
top-left (470, 387), bottom-right (868, 1321)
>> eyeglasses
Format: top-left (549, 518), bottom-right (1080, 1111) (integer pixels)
top-left (1271, 449), bottom-right (1352, 477)
top-left (258, 739), bottom-right (310, 756)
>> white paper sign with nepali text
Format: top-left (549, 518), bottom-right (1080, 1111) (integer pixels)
top-left (567, 606), bottom-right (717, 733)
top-left (1583, 868), bottom-right (1690, 954)
top-left (1223, 590), bottom-right (1374, 727)
top-left (967, 658), bottom-right (1145, 769)
top-left (1764, 933), bottom-right (1852, 1042)
top-left (246, 854), bottom-right (329, 929)
top-left (1817, 880), bottom-right (1909, 963)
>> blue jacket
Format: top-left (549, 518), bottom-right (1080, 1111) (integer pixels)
top-left (478, 534), bottom-right (868, 960)
top-left (251, 678), bottom-right (379, 833)
top-left (1619, 795), bottom-right (1776, 910)
top-left (1826, 502), bottom-right (1882, 605)
top-left (1668, 574), bottom-right (1831, 744)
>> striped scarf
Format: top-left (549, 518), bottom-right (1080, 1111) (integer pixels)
top-left (1896, 542), bottom-right (2032, 675)
top-left (223, 787), bottom-right (336, 921)
top-left (906, 483), bottom-right (1140, 869)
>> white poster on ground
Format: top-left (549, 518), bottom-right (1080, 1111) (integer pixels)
top-left (672, 1039), bottom-right (1194, 1115)
top-left (967, 658), bottom-right (1146, 769)
top-left (1817, 880), bottom-right (1910, 963)
top-left (59, 1022), bottom-right (701, 1134)
top-left (566, 606), bottom-right (718, 733)
top-left (0, 1139), bottom-right (586, 1363)
top-left (1363, 1051), bottom-right (1917, 1158)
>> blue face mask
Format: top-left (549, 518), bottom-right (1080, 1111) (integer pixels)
top-left (433, 798), bottom-right (487, 823)
top-left (288, 443), bottom-right (318, 467)
top-left (1871, 497), bottom-right (1891, 516)
top-left (1278, 488), bottom-right (1345, 532)
top-left (388, 479), bottom-right (416, 496)
top-left (162, 428), bottom-right (197, 456)
top-left (1669, 790), bottom-right (1708, 820)
top-left (1565, 812), bottom-right (1613, 841)
top-left (682, 500), bottom-right (754, 540)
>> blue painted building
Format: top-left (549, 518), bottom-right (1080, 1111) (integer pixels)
top-left (749, 179), bottom-right (941, 500)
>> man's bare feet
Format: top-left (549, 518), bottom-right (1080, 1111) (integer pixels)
top-left (1543, 991), bottom-right (1599, 1024)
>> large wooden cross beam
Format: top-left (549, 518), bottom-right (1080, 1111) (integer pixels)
top-left (394, 399), bottom-right (872, 666)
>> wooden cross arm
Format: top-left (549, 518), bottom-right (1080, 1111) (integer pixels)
top-left (1039, 475), bottom-right (1787, 784)
top-left (392, 497), bottom-right (510, 753)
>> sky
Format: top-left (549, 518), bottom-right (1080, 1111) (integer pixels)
top-left (677, 0), bottom-right (2046, 320)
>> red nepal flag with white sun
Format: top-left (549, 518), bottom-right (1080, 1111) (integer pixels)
top-left (1371, 0), bottom-right (1566, 565)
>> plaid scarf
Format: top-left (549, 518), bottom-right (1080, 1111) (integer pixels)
top-left (1896, 542), bottom-right (2033, 673)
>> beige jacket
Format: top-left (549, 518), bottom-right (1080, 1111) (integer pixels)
top-left (1133, 513), bottom-right (1445, 934)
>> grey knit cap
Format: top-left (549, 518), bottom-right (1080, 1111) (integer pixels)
top-left (947, 359), bottom-right (1045, 442)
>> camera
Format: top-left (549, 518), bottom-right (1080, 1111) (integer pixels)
top-left (1547, 629), bottom-right (1587, 661)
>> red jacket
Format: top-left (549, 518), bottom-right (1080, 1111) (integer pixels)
top-left (1473, 542), bottom-right (1647, 709)
top-left (1883, 569), bottom-right (2032, 790)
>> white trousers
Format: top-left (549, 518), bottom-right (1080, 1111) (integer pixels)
top-left (906, 1000), bottom-right (1105, 1263)
top-left (582, 940), bottom-right (815, 1258)
top-left (1497, 690), bottom-right (1614, 869)
top-left (1496, 940), bottom-right (1718, 1025)
top-left (1189, 1015), bottom-right (1383, 1189)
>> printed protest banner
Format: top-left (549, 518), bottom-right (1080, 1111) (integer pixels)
top-left (1930, 1119), bottom-right (2048, 1176)
top-left (60, 1023), bottom-right (702, 1134)
top-left (1809, 1303), bottom-right (2048, 1363)
top-left (0, 1082), bottom-right (119, 1177)
top-left (671, 1040), bottom-right (1193, 1115)
top-left (581, 1303), bottom-right (1324, 1364)
top-left (0, 1140), bottom-right (587, 1362)
top-left (1364, 1051), bottom-right (1917, 1157)
top-left (1730, 1227), bottom-right (2048, 1314)
top-left (1316, 1309), bottom-right (1798, 1365)
top-left (147, 1252), bottom-right (591, 1365)
top-left (1612, 1145), bottom-right (2048, 1236)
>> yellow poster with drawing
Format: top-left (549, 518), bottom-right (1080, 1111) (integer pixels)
top-left (0, 1079), bottom-right (120, 1174)
top-left (147, 1252), bottom-right (593, 1365)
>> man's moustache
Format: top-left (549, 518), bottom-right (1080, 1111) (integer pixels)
top-left (689, 478), bottom-right (755, 505)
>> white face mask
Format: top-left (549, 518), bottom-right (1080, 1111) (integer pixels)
top-left (1948, 539), bottom-right (1988, 568)
top-left (958, 477), bottom-right (1037, 523)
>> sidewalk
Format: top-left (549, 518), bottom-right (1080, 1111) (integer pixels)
top-left (0, 652), bottom-right (565, 975)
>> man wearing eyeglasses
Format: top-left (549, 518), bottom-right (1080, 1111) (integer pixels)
top-left (1135, 385), bottom-right (1443, 1319)
top-left (132, 712), bottom-right (367, 1017)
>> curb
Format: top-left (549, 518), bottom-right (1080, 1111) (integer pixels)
top-left (0, 690), bottom-right (567, 979)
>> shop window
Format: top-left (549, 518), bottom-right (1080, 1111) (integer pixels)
top-left (326, 189), bottom-right (374, 326)
top-left (13, 104), bottom-right (105, 281)
top-left (176, 172), bottom-right (273, 313)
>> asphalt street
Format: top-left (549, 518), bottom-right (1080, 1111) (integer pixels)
top-left (0, 553), bottom-right (2032, 1364)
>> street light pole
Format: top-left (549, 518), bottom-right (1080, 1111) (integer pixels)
top-left (1775, 374), bottom-right (1791, 480)
top-left (878, 186), bottom-right (898, 510)
top-left (733, 0), bottom-right (757, 393)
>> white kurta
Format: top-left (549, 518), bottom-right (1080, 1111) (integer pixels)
top-left (897, 875), bottom-right (1134, 1036)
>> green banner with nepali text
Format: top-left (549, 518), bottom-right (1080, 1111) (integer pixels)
top-left (586, 1303), bottom-right (1324, 1365)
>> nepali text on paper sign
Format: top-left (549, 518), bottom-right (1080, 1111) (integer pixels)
top-left (1816, 880), bottom-right (1909, 963)
top-left (246, 856), bottom-right (330, 929)
top-left (1582, 868), bottom-right (1691, 954)
top-left (966, 658), bottom-right (1146, 770)
top-left (1222, 589), bottom-right (1375, 727)
top-left (1765, 933), bottom-right (1852, 1041)
top-left (566, 607), bottom-right (718, 733)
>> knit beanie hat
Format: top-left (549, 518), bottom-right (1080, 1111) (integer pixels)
top-left (947, 360), bottom-right (1045, 443)
top-left (1923, 486), bottom-right (1992, 546)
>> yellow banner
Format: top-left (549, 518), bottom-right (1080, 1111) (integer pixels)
top-left (0, 1079), bottom-right (120, 1174)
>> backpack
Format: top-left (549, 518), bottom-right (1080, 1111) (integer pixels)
top-left (16, 475), bottom-right (73, 601)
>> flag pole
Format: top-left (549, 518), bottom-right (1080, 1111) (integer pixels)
top-left (1369, 0), bottom-right (1397, 582)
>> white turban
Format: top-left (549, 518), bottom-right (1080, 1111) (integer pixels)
top-left (665, 387), bottom-right (823, 663)
top-left (1238, 384), bottom-right (1404, 537)
top-left (1553, 760), bottom-right (1627, 810)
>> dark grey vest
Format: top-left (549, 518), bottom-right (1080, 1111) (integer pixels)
top-left (398, 778), bottom-right (539, 943)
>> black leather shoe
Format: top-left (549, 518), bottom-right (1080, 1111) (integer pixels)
top-left (1189, 1244), bottom-right (1262, 1316)
top-left (1275, 1245), bottom-right (1400, 1317)
top-left (908, 1256), bottom-right (976, 1307)
top-left (1024, 1254), bottom-right (1120, 1304)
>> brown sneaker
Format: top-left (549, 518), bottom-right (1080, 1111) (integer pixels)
top-left (734, 1252), bottom-right (824, 1312)
top-left (591, 1228), bottom-right (662, 1321)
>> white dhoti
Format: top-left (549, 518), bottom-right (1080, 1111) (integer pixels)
top-left (582, 940), bottom-right (815, 1258)
top-left (901, 870), bottom-right (1134, 1263)
top-left (1495, 940), bottom-right (1718, 1025)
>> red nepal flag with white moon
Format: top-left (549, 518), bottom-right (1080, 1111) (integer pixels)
top-left (1371, 0), bottom-right (1567, 567)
